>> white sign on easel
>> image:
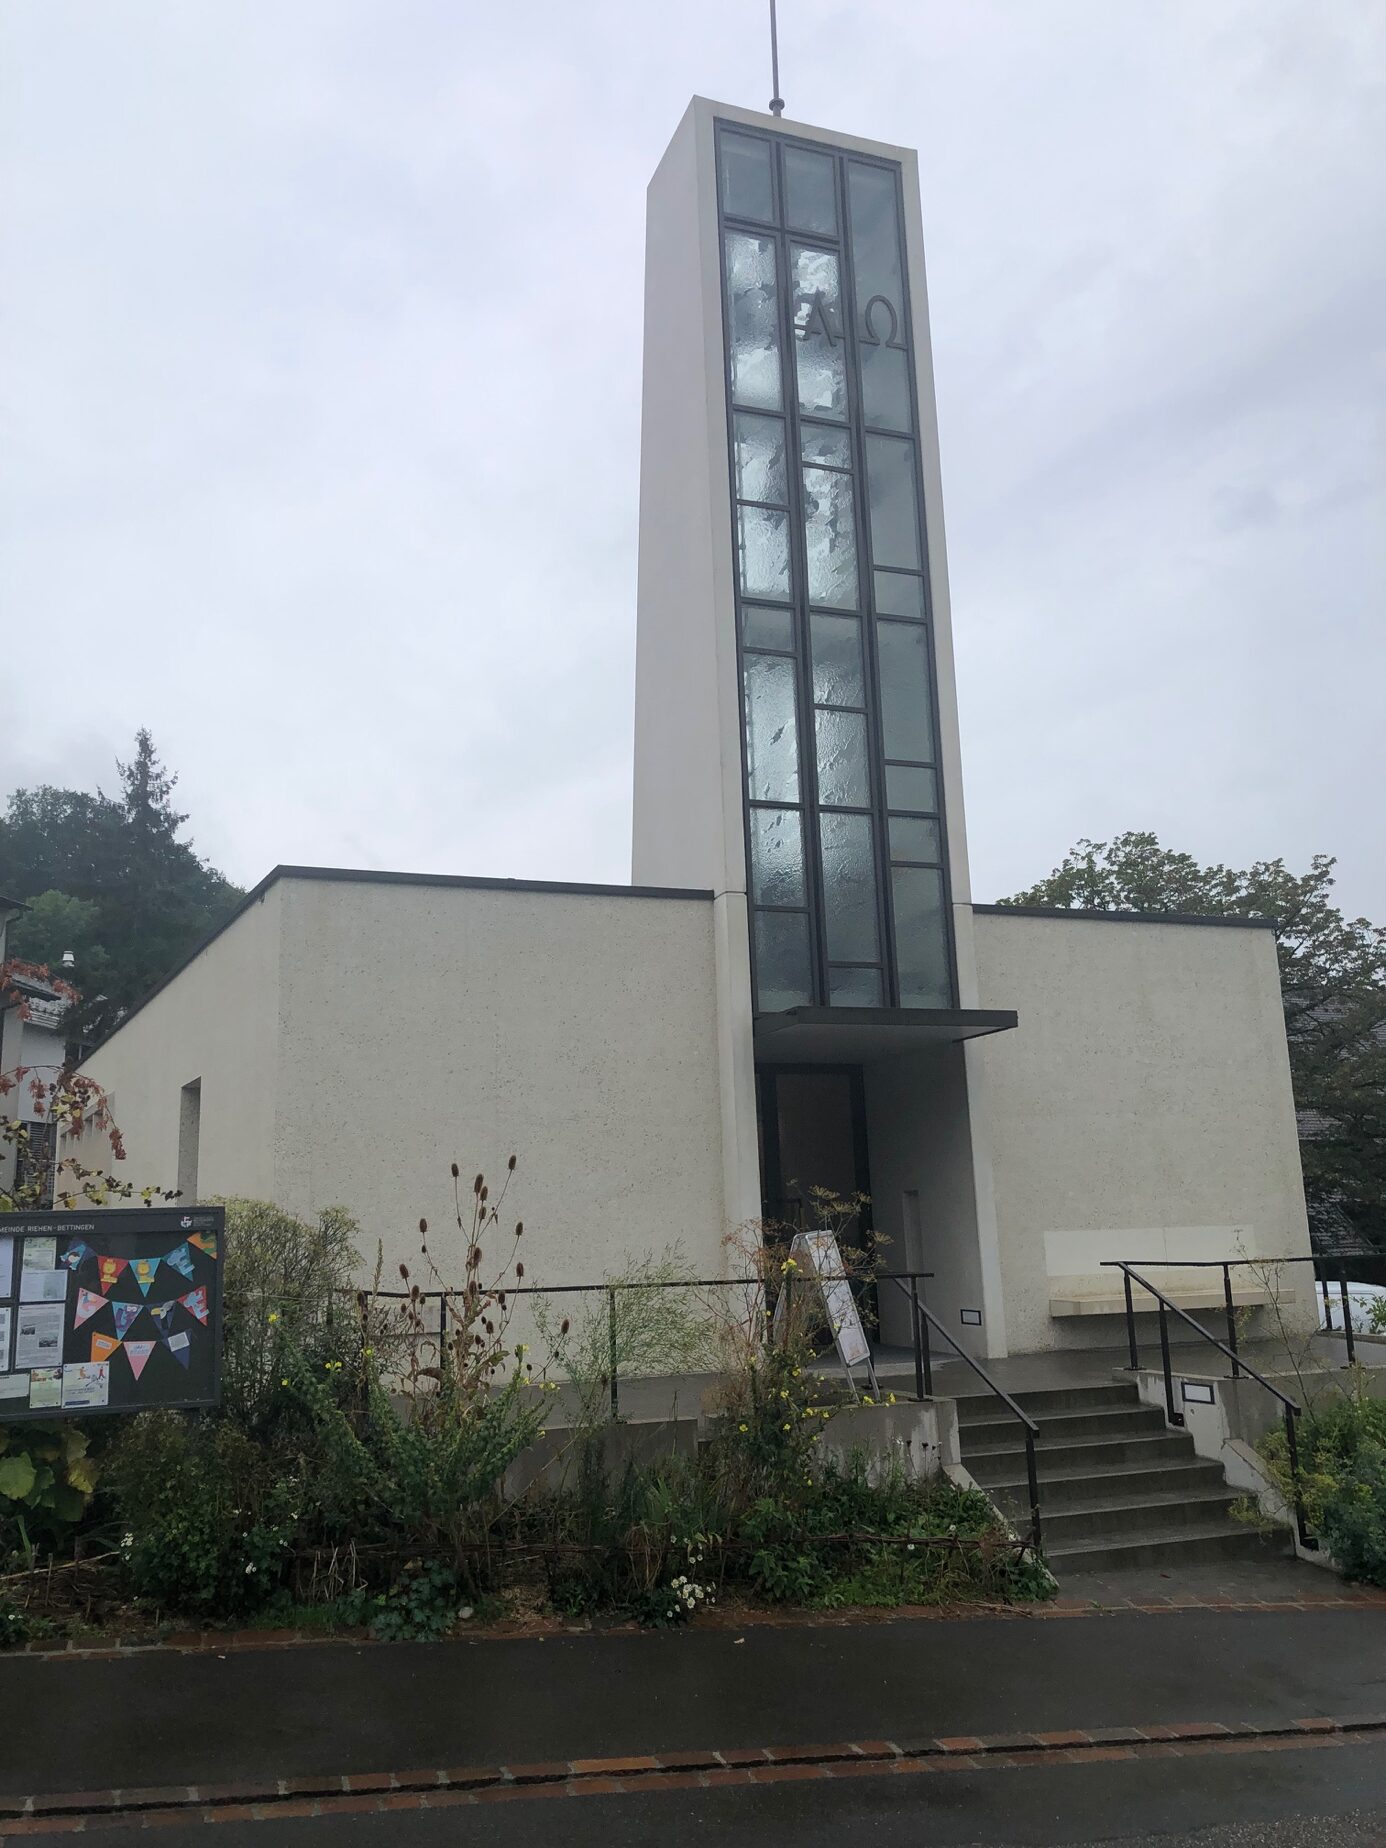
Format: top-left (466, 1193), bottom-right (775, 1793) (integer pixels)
top-left (775, 1230), bottom-right (879, 1396)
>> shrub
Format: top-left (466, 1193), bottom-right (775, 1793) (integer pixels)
top-left (0, 1424), bottom-right (100, 1562)
top-left (1261, 1387), bottom-right (1386, 1585)
top-left (105, 1411), bottom-right (303, 1617)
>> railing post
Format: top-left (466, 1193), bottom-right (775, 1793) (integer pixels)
top-left (438, 1293), bottom-right (448, 1368)
top-left (1321, 1274), bottom-right (1333, 1331)
top-left (1284, 1403), bottom-right (1313, 1550)
top-left (783, 1268), bottom-right (793, 1349)
top-left (1340, 1273), bottom-right (1356, 1367)
top-left (607, 1286), bottom-right (619, 1422)
top-left (910, 1274), bottom-right (925, 1402)
top-left (1123, 1269), bottom-right (1139, 1371)
top-left (1158, 1300), bottom-right (1182, 1425)
top-left (1024, 1429), bottom-right (1042, 1555)
top-left (1223, 1264), bottom-right (1241, 1378)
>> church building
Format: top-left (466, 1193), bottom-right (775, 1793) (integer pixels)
top-left (76, 98), bottom-right (1312, 1360)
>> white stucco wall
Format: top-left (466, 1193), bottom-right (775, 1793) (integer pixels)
top-left (269, 876), bottom-right (728, 1295)
top-left (77, 882), bottom-right (283, 1204)
top-left (972, 909), bottom-right (1312, 1354)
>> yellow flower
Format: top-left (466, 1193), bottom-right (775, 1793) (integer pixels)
top-left (739, 1423), bottom-right (748, 1433)
top-left (782, 1422), bottom-right (792, 1431)
top-left (267, 1312), bottom-right (279, 1325)
top-left (280, 1377), bottom-right (289, 1387)
top-left (887, 1392), bottom-right (896, 1405)
top-left (363, 1347), bottom-right (374, 1358)
top-left (862, 1394), bottom-right (874, 1405)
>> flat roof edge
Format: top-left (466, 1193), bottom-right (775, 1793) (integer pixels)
top-left (81, 864), bottom-right (715, 1065)
top-left (973, 903), bottom-right (1278, 931)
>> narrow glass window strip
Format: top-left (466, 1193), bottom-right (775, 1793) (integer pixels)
top-left (724, 232), bottom-right (783, 411)
top-left (884, 762), bottom-right (938, 812)
top-left (874, 570), bottom-right (925, 619)
top-left (888, 814), bottom-right (942, 864)
top-left (733, 411), bottom-right (789, 506)
top-left (791, 245), bottom-right (848, 421)
top-left (891, 866), bottom-right (951, 1008)
top-left (801, 422), bottom-right (853, 470)
top-left (819, 811), bottom-right (880, 966)
top-left (783, 144), bottom-right (836, 236)
top-left (828, 965), bottom-right (883, 1008)
top-left (864, 434), bottom-right (922, 570)
top-left (742, 653), bottom-right (800, 802)
top-left (754, 909), bottom-right (813, 1012)
top-left (742, 604), bottom-right (794, 652)
top-left (719, 131), bottom-right (775, 224)
top-left (737, 503), bottom-right (791, 601)
top-left (814, 707), bottom-right (870, 808)
top-left (810, 613), bottom-right (865, 707)
top-left (876, 620), bottom-right (936, 763)
top-left (749, 807), bottom-right (807, 908)
top-left (847, 161), bottom-right (906, 342)
top-left (801, 466), bottom-right (858, 610)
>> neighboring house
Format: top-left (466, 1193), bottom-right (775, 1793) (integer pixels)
top-left (0, 893), bottom-right (68, 1205)
top-left (75, 97), bottom-right (1315, 1360)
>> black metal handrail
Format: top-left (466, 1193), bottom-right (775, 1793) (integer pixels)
top-left (883, 1274), bottom-right (1043, 1555)
top-left (1097, 1253), bottom-right (1365, 1370)
top-left (1102, 1261), bottom-right (1312, 1548)
top-left (353, 1269), bottom-right (937, 1423)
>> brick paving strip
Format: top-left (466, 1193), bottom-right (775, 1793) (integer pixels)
top-left (13, 1584), bottom-right (1386, 1662)
top-left (4, 1716), bottom-right (1386, 1833)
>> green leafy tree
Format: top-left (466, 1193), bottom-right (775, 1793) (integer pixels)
top-left (1001, 833), bottom-right (1386, 1248)
top-left (0, 731), bottom-right (241, 1035)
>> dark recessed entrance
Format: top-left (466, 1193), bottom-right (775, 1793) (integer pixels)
top-left (756, 1064), bottom-right (871, 1238)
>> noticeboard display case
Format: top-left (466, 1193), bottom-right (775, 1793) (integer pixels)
top-left (0, 1205), bottom-right (224, 1420)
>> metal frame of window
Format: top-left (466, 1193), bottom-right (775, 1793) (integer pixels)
top-left (715, 120), bottom-right (958, 1014)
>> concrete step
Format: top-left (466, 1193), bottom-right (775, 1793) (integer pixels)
top-left (1046, 1522), bottom-right (1292, 1575)
top-left (994, 1487), bottom-right (1240, 1545)
top-left (953, 1383), bottom-right (1141, 1423)
top-left (981, 1458), bottom-right (1228, 1508)
top-left (960, 1403), bottom-right (1168, 1452)
top-left (965, 1431), bottom-right (1194, 1482)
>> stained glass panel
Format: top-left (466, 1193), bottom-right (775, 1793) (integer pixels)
top-left (742, 654), bottom-right (800, 801)
top-left (725, 232), bottom-right (782, 411)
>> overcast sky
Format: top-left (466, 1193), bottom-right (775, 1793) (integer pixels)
top-left (3, 2), bottom-right (1383, 921)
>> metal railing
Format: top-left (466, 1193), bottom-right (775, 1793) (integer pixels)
top-left (1101, 1253), bottom-right (1368, 1376)
top-left (884, 1274), bottom-right (1043, 1554)
top-left (1102, 1260), bottom-right (1313, 1549)
top-left (354, 1270), bottom-right (939, 1423)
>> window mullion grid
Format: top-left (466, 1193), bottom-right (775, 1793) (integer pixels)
top-left (837, 150), bottom-right (901, 1010)
top-left (771, 137), bottom-right (830, 1011)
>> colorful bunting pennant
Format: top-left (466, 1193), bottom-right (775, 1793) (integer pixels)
top-left (189, 1232), bottom-right (219, 1258)
top-left (165, 1243), bottom-right (196, 1283)
top-left (148, 1301), bottom-right (178, 1337)
top-left (74, 1287), bottom-right (107, 1328)
top-left (96, 1256), bottom-right (128, 1293)
top-left (164, 1330), bottom-right (192, 1368)
top-left (60, 1240), bottom-right (92, 1272)
top-left (90, 1332), bottom-right (120, 1366)
top-left (111, 1301), bottom-right (144, 1339)
top-left (179, 1287), bottom-right (209, 1325)
top-left (130, 1256), bottom-right (161, 1297)
top-left (124, 1340), bottom-right (155, 1382)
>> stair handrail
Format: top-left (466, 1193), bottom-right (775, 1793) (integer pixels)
top-left (1102, 1260), bottom-right (1312, 1549)
top-left (883, 1274), bottom-right (1043, 1556)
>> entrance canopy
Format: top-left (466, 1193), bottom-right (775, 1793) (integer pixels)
top-left (753, 1005), bottom-right (1017, 1066)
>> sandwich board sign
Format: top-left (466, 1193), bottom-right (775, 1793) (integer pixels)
top-left (775, 1229), bottom-right (880, 1397)
top-left (0, 1205), bottom-right (224, 1421)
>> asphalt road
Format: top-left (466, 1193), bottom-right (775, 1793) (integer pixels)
top-left (8, 1609), bottom-right (1386, 1796)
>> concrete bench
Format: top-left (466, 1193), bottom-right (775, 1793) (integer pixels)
top-left (1042, 1229), bottom-right (1296, 1321)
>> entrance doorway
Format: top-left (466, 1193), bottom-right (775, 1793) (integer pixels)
top-left (756, 1063), bottom-right (873, 1250)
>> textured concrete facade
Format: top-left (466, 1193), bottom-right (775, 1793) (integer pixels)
top-left (971, 909), bottom-right (1312, 1353)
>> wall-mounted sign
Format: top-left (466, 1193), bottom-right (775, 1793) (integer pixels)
top-left (960, 1308), bottom-right (983, 1327)
top-left (1180, 1380), bottom-right (1216, 1406)
top-left (0, 1206), bottom-right (224, 1421)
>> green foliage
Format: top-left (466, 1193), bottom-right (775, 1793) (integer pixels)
top-left (0, 729), bottom-right (242, 1033)
top-left (1261, 1389), bottom-right (1386, 1585)
top-left (0, 1424), bottom-right (100, 1557)
top-left (5, 891), bottom-right (110, 996)
top-left (217, 1197), bottom-right (369, 1428)
top-left (534, 1247), bottom-right (715, 1432)
top-left (0, 1596), bottom-right (54, 1650)
top-left (1001, 832), bottom-right (1385, 1248)
top-left (105, 1411), bottom-right (302, 1617)
top-left (366, 1561), bottom-right (463, 1641)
